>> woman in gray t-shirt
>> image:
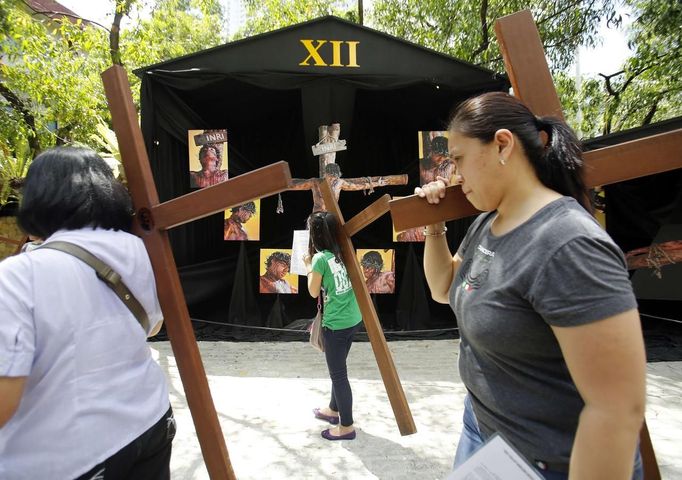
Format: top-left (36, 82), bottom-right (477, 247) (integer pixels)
top-left (416, 92), bottom-right (645, 480)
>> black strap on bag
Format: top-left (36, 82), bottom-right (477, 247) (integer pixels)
top-left (37, 241), bottom-right (151, 333)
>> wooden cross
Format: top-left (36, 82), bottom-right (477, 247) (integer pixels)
top-left (318, 179), bottom-right (416, 435)
top-left (101, 65), bottom-right (293, 480)
top-left (289, 123), bottom-right (408, 212)
top-left (389, 10), bottom-right (681, 480)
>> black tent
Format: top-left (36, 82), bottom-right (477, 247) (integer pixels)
top-left (135, 16), bottom-right (508, 338)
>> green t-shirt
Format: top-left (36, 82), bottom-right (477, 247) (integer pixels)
top-left (312, 250), bottom-right (362, 330)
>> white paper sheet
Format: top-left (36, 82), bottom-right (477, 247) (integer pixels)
top-left (445, 434), bottom-right (543, 480)
top-left (290, 230), bottom-right (310, 276)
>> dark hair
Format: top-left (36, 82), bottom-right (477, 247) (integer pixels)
top-left (18, 147), bottom-right (133, 239)
top-left (232, 201), bottom-right (256, 214)
top-left (430, 136), bottom-right (449, 156)
top-left (323, 163), bottom-right (342, 178)
top-left (199, 144), bottom-right (222, 162)
top-left (449, 92), bottom-right (590, 210)
top-left (360, 251), bottom-right (383, 270)
top-left (266, 251), bottom-right (291, 268)
top-left (307, 211), bottom-right (342, 263)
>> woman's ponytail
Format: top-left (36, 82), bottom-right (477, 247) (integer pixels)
top-left (537, 116), bottom-right (591, 212)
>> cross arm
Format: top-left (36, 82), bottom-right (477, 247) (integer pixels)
top-left (584, 129), bottom-right (682, 187)
top-left (344, 195), bottom-right (390, 237)
top-left (151, 162), bottom-right (292, 230)
top-left (390, 129), bottom-right (682, 231)
top-left (340, 174), bottom-right (408, 191)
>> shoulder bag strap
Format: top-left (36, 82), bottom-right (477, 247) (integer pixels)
top-left (37, 240), bottom-right (151, 333)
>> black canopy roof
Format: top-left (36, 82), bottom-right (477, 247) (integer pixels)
top-left (134, 16), bottom-right (509, 332)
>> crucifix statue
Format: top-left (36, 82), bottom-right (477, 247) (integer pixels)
top-left (389, 10), bottom-right (681, 480)
top-left (288, 123), bottom-right (408, 212)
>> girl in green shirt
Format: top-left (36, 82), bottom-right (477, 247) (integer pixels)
top-left (303, 211), bottom-right (362, 441)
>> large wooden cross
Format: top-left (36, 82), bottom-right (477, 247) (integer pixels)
top-left (319, 179), bottom-right (416, 435)
top-left (101, 65), bottom-right (293, 480)
top-left (389, 10), bottom-right (681, 480)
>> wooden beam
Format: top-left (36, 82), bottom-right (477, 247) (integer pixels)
top-left (319, 180), bottom-right (417, 436)
top-left (101, 65), bottom-right (236, 480)
top-left (389, 187), bottom-right (478, 232)
top-left (494, 9), bottom-right (564, 119)
top-left (389, 129), bottom-right (682, 231)
top-left (344, 194), bottom-right (390, 237)
top-left (584, 129), bottom-right (682, 187)
top-left (152, 162), bottom-right (291, 230)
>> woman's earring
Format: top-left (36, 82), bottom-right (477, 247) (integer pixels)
top-left (499, 156), bottom-right (506, 165)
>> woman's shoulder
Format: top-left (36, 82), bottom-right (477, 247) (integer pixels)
top-left (531, 197), bottom-right (617, 251)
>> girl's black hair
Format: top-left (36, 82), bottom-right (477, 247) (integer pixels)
top-left (17, 146), bottom-right (133, 239)
top-left (449, 92), bottom-right (591, 211)
top-left (307, 211), bottom-right (343, 263)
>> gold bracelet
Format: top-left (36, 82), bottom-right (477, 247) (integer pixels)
top-left (423, 226), bottom-right (447, 236)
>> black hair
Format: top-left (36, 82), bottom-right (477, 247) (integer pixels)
top-left (17, 146), bottom-right (133, 239)
top-left (307, 211), bottom-right (343, 263)
top-left (232, 201), bottom-right (256, 214)
top-left (430, 136), bottom-right (449, 156)
top-left (360, 251), bottom-right (383, 270)
top-left (266, 251), bottom-right (291, 268)
top-left (199, 144), bottom-right (222, 163)
top-left (449, 92), bottom-right (590, 211)
top-left (323, 163), bottom-right (342, 178)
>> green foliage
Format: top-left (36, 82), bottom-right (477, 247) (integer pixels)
top-left (557, 0), bottom-right (682, 136)
top-left (0, 0), bottom-right (225, 205)
top-left (236, 0), bottom-right (358, 39)
top-left (370, 0), bottom-right (619, 72)
top-left (0, 137), bottom-right (30, 206)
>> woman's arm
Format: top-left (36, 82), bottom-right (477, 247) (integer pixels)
top-left (0, 376), bottom-right (26, 428)
top-left (552, 309), bottom-right (646, 480)
top-left (416, 177), bottom-right (462, 304)
top-left (303, 254), bottom-right (322, 298)
top-left (423, 229), bottom-right (461, 304)
top-left (148, 319), bottom-right (164, 337)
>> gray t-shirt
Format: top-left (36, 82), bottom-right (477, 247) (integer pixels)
top-left (450, 196), bottom-right (637, 468)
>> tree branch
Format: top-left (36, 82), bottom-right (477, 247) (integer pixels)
top-left (470, 0), bottom-right (490, 59)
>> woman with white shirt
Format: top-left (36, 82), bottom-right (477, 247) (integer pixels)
top-left (0, 147), bottom-right (173, 479)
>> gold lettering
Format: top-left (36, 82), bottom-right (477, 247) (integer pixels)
top-left (299, 39), bottom-right (328, 66)
top-left (329, 40), bottom-right (343, 67)
top-left (346, 41), bottom-right (360, 68)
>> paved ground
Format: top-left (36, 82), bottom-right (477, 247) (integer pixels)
top-left (151, 340), bottom-right (682, 479)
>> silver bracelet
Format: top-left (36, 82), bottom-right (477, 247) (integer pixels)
top-left (423, 226), bottom-right (448, 237)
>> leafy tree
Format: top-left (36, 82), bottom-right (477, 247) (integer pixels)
top-left (369, 0), bottom-right (619, 72)
top-left (589, 0), bottom-right (682, 135)
top-left (236, 0), bottom-right (359, 39)
top-left (0, 0), bottom-right (225, 205)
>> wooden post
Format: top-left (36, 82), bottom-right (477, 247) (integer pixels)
top-left (102, 64), bottom-right (293, 479)
top-left (319, 180), bottom-right (417, 435)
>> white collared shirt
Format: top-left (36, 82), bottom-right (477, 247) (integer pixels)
top-left (0, 228), bottom-right (169, 479)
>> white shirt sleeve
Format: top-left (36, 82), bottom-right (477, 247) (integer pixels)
top-left (0, 255), bottom-right (36, 377)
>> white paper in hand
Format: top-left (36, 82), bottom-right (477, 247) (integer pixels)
top-left (445, 434), bottom-right (543, 480)
top-left (290, 230), bottom-right (311, 276)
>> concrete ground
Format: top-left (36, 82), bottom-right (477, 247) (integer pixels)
top-left (150, 340), bottom-right (682, 479)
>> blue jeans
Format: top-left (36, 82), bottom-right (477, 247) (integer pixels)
top-left (323, 322), bottom-right (362, 427)
top-left (453, 396), bottom-right (643, 480)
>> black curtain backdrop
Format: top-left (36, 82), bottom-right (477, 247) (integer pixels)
top-left (136, 16), bottom-right (680, 341)
top-left (136, 16), bottom-right (507, 338)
